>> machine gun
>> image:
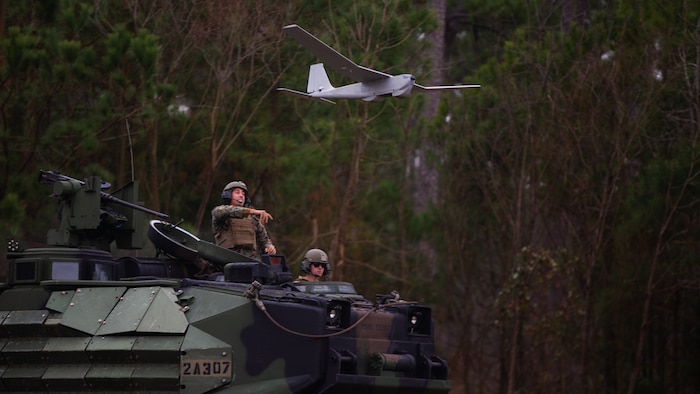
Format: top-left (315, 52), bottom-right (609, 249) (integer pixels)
top-left (39, 170), bottom-right (169, 250)
top-left (40, 170), bottom-right (169, 219)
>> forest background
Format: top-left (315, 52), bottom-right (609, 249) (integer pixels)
top-left (1, 0), bottom-right (699, 393)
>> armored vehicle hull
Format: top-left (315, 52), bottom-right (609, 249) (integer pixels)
top-left (0, 172), bottom-right (450, 393)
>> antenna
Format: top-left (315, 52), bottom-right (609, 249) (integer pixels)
top-left (125, 119), bottom-right (135, 182)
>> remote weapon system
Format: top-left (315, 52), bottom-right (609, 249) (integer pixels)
top-left (0, 171), bottom-right (450, 393)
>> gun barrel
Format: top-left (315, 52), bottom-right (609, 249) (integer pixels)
top-left (101, 193), bottom-right (169, 219)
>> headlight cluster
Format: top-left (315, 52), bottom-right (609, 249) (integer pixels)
top-left (326, 300), bottom-right (350, 328)
top-left (407, 306), bottom-right (431, 335)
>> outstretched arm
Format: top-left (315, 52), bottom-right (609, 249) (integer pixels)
top-left (248, 208), bottom-right (273, 225)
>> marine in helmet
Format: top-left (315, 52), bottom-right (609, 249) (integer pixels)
top-left (296, 248), bottom-right (331, 282)
top-left (211, 180), bottom-right (277, 260)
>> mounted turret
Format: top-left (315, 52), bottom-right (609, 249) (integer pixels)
top-left (39, 170), bottom-right (167, 251)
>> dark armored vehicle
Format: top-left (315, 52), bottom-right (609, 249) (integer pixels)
top-left (0, 171), bottom-right (450, 393)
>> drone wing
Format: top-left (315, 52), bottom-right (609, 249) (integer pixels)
top-left (283, 24), bottom-right (390, 83)
top-left (414, 83), bottom-right (481, 91)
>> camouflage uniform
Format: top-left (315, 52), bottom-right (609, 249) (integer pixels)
top-left (211, 205), bottom-right (274, 260)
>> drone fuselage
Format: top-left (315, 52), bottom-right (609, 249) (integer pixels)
top-left (309, 73), bottom-right (415, 102)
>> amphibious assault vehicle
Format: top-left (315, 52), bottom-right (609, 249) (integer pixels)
top-left (0, 171), bottom-right (450, 393)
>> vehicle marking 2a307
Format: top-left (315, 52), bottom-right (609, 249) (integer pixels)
top-left (181, 359), bottom-right (231, 377)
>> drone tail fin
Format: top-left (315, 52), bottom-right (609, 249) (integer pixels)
top-left (307, 63), bottom-right (334, 94)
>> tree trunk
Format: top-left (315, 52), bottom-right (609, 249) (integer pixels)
top-left (413, 0), bottom-right (446, 211)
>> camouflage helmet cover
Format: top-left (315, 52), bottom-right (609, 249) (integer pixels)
top-left (223, 181), bottom-right (247, 193)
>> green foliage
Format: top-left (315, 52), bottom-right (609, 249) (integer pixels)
top-left (58, 40), bottom-right (81, 63)
top-left (130, 31), bottom-right (159, 80)
top-left (496, 247), bottom-right (584, 331)
top-left (0, 194), bottom-right (26, 239)
top-left (105, 27), bottom-right (132, 70)
top-left (3, 26), bottom-right (37, 72)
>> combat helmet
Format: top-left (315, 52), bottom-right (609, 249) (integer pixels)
top-left (301, 248), bottom-right (331, 276)
top-left (221, 181), bottom-right (249, 205)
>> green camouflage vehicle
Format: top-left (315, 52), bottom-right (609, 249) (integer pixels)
top-left (0, 171), bottom-right (450, 393)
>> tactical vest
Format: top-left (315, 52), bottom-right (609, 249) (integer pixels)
top-left (214, 217), bottom-right (256, 251)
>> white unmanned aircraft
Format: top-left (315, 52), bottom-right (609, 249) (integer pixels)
top-left (277, 24), bottom-right (480, 104)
